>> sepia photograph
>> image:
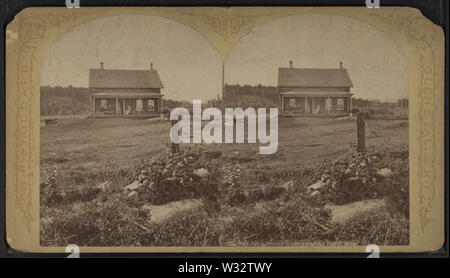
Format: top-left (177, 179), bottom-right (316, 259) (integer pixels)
top-left (38, 12), bottom-right (411, 247)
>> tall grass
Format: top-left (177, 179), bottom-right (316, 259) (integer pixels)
top-left (41, 147), bottom-right (409, 246)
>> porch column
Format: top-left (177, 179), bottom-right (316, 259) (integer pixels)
top-left (312, 97), bottom-right (315, 114)
top-left (92, 96), bottom-right (96, 115)
top-left (115, 97), bottom-right (119, 115)
top-left (305, 96), bottom-right (310, 114)
top-left (281, 96), bottom-right (284, 116)
top-left (349, 97), bottom-right (352, 114)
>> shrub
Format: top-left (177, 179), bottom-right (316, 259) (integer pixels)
top-left (126, 148), bottom-right (221, 206)
top-left (309, 150), bottom-right (409, 217)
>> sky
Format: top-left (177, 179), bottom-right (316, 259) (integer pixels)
top-left (225, 14), bottom-right (408, 101)
top-left (41, 15), bottom-right (223, 101)
top-left (41, 14), bottom-right (408, 102)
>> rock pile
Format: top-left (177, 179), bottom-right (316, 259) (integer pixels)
top-left (306, 151), bottom-right (395, 204)
top-left (124, 149), bottom-right (216, 205)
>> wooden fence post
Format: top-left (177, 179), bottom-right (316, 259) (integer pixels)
top-left (357, 113), bottom-right (365, 153)
top-left (171, 119), bottom-right (180, 154)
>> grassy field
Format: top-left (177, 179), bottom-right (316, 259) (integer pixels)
top-left (40, 110), bottom-right (409, 246)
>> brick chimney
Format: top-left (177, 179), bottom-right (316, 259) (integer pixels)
top-left (289, 60), bottom-right (293, 68)
top-left (100, 62), bottom-right (104, 70)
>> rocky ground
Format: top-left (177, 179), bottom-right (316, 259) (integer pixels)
top-left (40, 114), bottom-right (409, 246)
top-left (41, 144), bottom-right (409, 246)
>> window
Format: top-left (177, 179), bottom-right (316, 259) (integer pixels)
top-left (337, 98), bottom-right (344, 111)
top-left (148, 99), bottom-right (155, 111)
top-left (100, 99), bottom-right (107, 110)
top-left (289, 98), bottom-right (296, 108)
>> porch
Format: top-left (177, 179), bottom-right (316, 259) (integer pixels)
top-left (92, 95), bottom-right (163, 118)
top-left (280, 92), bottom-right (352, 117)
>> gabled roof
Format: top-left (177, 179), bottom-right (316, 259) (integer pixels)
top-left (278, 68), bottom-right (353, 88)
top-left (89, 69), bottom-right (164, 89)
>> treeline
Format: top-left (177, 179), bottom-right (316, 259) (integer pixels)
top-left (223, 84), bottom-right (280, 108)
top-left (40, 85), bottom-right (403, 116)
top-left (40, 85), bottom-right (194, 115)
top-left (352, 98), bottom-right (376, 108)
top-left (40, 86), bottom-right (91, 115)
top-left (222, 86), bottom-right (407, 110)
top-left (352, 98), bottom-right (408, 108)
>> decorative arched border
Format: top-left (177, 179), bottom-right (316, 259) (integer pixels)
top-left (5, 7), bottom-right (444, 252)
